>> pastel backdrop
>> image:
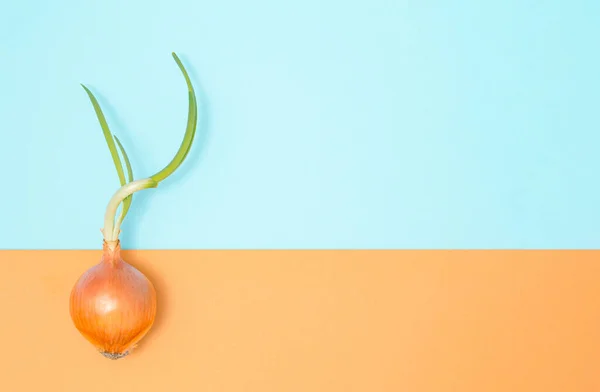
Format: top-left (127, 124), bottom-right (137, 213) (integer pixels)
top-left (1, 0), bottom-right (599, 249)
top-left (1, 2), bottom-right (600, 392)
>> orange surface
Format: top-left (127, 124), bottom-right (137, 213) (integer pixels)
top-left (0, 250), bottom-right (599, 391)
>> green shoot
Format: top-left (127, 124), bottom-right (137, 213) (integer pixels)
top-left (150, 53), bottom-right (198, 183)
top-left (113, 135), bottom-right (134, 235)
top-left (81, 84), bottom-right (127, 187)
top-left (82, 52), bottom-right (199, 244)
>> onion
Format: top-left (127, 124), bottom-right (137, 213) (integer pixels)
top-left (69, 52), bottom-right (198, 359)
top-left (69, 241), bottom-right (157, 359)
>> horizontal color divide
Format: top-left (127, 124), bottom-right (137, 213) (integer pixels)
top-left (1, 250), bottom-right (599, 392)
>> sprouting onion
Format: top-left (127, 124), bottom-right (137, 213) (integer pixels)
top-left (69, 52), bottom-right (198, 360)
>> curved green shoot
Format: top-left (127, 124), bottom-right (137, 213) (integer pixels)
top-left (81, 84), bottom-right (127, 187)
top-left (88, 51), bottom-right (199, 244)
top-left (113, 135), bottom-right (134, 234)
top-left (149, 53), bottom-right (198, 183)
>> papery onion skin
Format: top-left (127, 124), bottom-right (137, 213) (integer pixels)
top-left (69, 241), bottom-right (157, 359)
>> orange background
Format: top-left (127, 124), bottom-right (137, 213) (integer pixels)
top-left (1, 250), bottom-right (599, 391)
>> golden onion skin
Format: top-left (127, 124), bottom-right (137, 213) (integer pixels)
top-left (69, 241), bottom-right (157, 359)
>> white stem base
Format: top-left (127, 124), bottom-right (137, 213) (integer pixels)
top-left (102, 178), bottom-right (158, 242)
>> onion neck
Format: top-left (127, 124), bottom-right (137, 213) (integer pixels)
top-left (102, 240), bottom-right (122, 266)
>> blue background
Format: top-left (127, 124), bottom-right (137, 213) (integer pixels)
top-left (1, 0), bottom-right (599, 249)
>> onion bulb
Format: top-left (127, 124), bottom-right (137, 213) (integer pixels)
top-left (69, 241), bottom-right (157, 359)
top-left (69, 52), bottom-right (198, 359)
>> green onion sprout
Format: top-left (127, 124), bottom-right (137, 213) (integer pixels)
top-left (81, 52), bottom-right (198, 248)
